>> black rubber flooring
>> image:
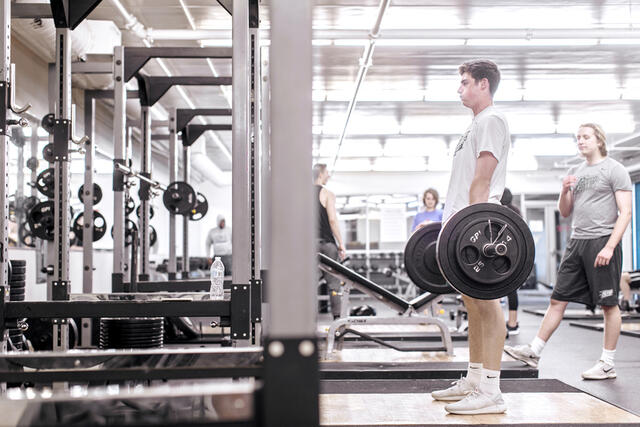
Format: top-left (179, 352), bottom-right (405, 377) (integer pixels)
top-left (321, 378), bottom-right (576, 394)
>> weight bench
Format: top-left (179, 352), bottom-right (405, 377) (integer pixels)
top-left (318, 253), bottom-right (453, 357)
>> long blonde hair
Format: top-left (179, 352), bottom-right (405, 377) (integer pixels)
top-left (579, 123), bottom-right (607, 157)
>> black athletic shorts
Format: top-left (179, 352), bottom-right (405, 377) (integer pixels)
top-left (552, 235), bottom-right (621, 308)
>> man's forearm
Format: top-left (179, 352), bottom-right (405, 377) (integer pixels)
top-left (558, 191), bottom-right (573, 217)
top-left (469, 178), bottom-right (490, 204)
top-left (605, 212), bottom-right (632, 249)
top-left (329, 221), bottom-right (344, 248)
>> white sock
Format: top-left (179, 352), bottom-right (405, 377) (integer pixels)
top-left (530, 336), bottom-right (546, 356)
top-left (601, 348), bottom-right (616, 366)
top-left (466, 362), bottom-right (483, 387)
top-left (479, 368), bottom-right (501, 396)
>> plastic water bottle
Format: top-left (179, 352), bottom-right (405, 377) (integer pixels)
top-left (210, 257), bottom-right (225, 300)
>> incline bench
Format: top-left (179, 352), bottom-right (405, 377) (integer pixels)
top-left (318, 253), bottom-right (453, 357)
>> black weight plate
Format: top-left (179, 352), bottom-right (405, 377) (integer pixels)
top-left (100, 325), bottom-right (162, 331)
top-left (100, 325), bottom-right (163, 333)
top-left (110, 219), bottom-right (138, 247)
top-left (136, 204), bottom-right (155, 219)
top-left (100, 334), bottom-right (163, 342)
top-left (100, 331), bottom-right (162, 339)
top-left (436, 203), bottom-right (535, 300)
top-left (404, 222), bottom-right (454, 294)
top-left (73, 211), bottom-right (107, 242)
top-left (101, 317), bottom-right (163, 323)
top-left (125, 198), bottom-right (135, 216)
top-left (78, 183), bottom-right (103, 205)
top-left (101, 342), bottom-right (163, 349)
top-left (22, 196), bottom-right (40, 213)
top-left (35, 168), bottom-right (55, 198)
top-left (9, 274), bottom-right (25, 282)
top-left (26, 156), bottom-right (39, 171)
top-left (28, 201), bottom-right (55, 241)
top-left (100, 335), bottom-right (164, 344)
top-left (10, 260), bottom-right (26, 267)
top-left (100, 340), bottom-right (163, 348)
top-left (100, 327), bottom-right (164, 336)
top-left (10, 266), bottom-right (26, 275)
top-left (163, 181), bottom-right (196, 215)
top-left (189, 192), bottom-right (208, 221)
top-left (40, 113), bottom-right (55, 134)
top-left (149, 225), bottom-right (157, 247)
top-left (42, 143), bottom-right (55, 163)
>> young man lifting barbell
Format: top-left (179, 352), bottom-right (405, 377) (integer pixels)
top-left (429, 59), bottom-right (511, 415)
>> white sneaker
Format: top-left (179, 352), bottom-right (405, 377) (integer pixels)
top-left (431, 377), bottom-right (474, 401)
top-left (444, 389), bottom-right (507, 415)
top-left (504, 344), bottom-right (540, 368)
top-left (581, 360), bottom-right (616, 380)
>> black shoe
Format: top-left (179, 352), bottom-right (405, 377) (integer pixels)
top-left (506, 322), bottom-right (519, 336)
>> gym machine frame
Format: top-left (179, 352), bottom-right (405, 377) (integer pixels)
top-left (168, 107), bottom-right (231, 280)
top-left (0, 1), bottom-right (316, 425)
top-left (111, 47), bottom-right (231, 289)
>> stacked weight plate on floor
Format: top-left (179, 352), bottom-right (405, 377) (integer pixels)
top-left (8, 260), bottom-right (26, 351)
top-left (99, 318), bottom-right (164, 349)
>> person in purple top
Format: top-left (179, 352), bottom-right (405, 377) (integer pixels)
top-left (411, 188), bottom-right (443, 232)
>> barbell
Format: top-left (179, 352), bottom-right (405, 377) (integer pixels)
top-left (404, 203), bottom-right (535, 300)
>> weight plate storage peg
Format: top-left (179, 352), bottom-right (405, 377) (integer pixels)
top-left (162, 181), bottom-right (196, 215)
top-left (436, 203), bottom-right (535, 300)
top-left (28, 201), bottom-right (55, 241)
top-left (404, 222), bottom-right (455, 294)
top-left (73, 211), bottom-right (107, 242)
top-left (78, 183), bottom-right (103, 205)
top-left (189, 192), bottom-right (208, 221)
top-left (35, 168), bottom-right (55, 198)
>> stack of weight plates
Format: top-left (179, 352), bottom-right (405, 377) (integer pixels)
top-left (9, 260), bottom-right (26, 351)
top-left (99, 317), bottom-right (164, 349)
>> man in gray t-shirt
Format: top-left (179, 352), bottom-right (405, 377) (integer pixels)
top-left (506, 123), bottom-right (632, 381)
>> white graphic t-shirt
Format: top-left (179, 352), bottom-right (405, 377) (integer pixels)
top-left (442, 106), bottom-right (510, 222)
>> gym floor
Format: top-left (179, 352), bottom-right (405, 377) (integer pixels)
top-left (512, 294), bottom-right (640, 416)
top-left (318, 289), bottom-right (640, 425)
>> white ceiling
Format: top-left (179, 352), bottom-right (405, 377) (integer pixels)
top-left (12, 0), bottom-right (640, 175)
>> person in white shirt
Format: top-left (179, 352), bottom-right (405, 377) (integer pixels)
top-left (205, 214), bottom-right (232, 274)
top-left (431, 59), bottom-right (511, 415)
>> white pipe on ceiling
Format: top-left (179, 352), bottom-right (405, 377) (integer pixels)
top-left (329, 0), bottom-right (391, 172)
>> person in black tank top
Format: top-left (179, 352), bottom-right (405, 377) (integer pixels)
top-left (316, 185), bottom-right (335, 243)
top-left (313, 163), bottom-right (346, 319)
